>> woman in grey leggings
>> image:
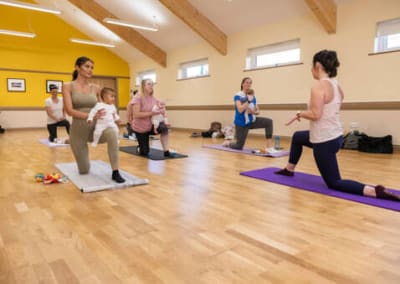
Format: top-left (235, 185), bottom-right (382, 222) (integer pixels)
top-left (223, 77), bottom-right (277, 153)
top-left (62, 56), bottom-right (125, 183)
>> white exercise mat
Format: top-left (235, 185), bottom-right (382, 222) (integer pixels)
top-left (55, 160), bottom-right (149, 193)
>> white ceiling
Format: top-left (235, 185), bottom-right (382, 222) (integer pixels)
top-left (33, 0), bottom-right (345, 64)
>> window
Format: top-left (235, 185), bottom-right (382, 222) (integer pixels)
top-left (374, 18), bottom-right (400, 53)
top-left (178, 58), bottom-right (209, 80)
top-left (135, 69), bottom-right (156, 86)
top-left (246, 39), bottom-right (301, 70)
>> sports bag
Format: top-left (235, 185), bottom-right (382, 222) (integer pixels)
top-left (358, 134), bottom-right (393, 154)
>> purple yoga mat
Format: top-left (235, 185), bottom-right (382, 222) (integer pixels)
top-left (203, 144), bottom-right (289, 158)
top-left (240, 167), bottom-right (400, 212)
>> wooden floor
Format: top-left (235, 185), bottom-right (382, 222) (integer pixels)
top-left (1, 128), bottom-right (399, 284)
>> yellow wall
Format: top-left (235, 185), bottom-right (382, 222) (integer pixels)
top-left (0, 4), bottom-right (129, 107)
top-left (131, 0), bottom-right (400, 105)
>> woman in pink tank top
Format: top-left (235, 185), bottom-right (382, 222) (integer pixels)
top-left (130, 79), bottom-right (171, 157)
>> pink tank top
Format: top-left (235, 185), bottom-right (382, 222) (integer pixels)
top-left (309, 78), bottom-right (343, 143)
top-left (131, 94), bottom-right (159, 133)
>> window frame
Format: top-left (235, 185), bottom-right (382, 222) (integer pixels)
top-left (374, 17), bottom-right (400, 53)
top-left (245, 39), bottom-right (301, 71)
top-left (177, 58), bottom-right (209, 80)
top-left (135, 69), bottom-right (157, 86)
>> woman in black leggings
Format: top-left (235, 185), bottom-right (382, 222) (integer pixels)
top-left (275, 50), bottom-right (399, 201)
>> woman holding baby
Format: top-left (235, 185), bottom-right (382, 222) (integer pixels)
top-left (223, 77), bottom-right (277, 153)
top-left (130, 79), bottom-right (171, 157)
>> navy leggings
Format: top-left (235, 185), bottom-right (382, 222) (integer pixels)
top-left (289, 130), bottom-right (365, 195)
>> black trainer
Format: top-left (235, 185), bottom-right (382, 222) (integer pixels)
top-left (112, 170), bottom-right (125, 183)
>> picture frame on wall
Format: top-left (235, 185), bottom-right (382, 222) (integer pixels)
top-left (7, 78), bottom-right (26, 92)
top-left (46, 80), bottom-right (63, 93)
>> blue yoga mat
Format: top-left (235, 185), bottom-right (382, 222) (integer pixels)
top-left (240, 167), bottom-right (400, 212)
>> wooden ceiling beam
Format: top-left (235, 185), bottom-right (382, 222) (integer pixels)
top-left (68, 0), bottom-right (167, 67)
top-left (304, 0), bottom-right (337, 34)
top-left (159, 0), bottom-right (227, 55)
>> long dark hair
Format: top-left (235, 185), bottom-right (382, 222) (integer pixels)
top-left (72, 56), bottom-right (93, 80)
top-left (240, 77), bottom-right (252, 90)
top-left (313, 50), bottom-right (340, 78)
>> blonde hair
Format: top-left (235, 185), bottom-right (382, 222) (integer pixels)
top-left (140, 79), bottom-right (154, 96)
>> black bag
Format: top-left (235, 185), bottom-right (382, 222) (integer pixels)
top-left (358, 134), bottom-right (393, 154)
top-left (201, 121), bottom-right (223, 138)
top-left (342, 131), bottom-right (363, 150)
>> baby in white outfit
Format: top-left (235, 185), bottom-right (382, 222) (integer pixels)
top-left (246, 89), bottom-right (256, 122)
top-left (151, 101), bottom-right (169, 134)
top-left (87, 88), bottom-right (121, 147)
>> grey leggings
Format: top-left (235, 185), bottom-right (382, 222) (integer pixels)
top-left (229, 117), bottom-right (273, 150)
top-left (70, 118), bottom-right (119, 174)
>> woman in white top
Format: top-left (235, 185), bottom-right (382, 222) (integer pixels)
top-left (275, 50), bottom-right (399, 201)
top-left (45, 84), bottom-right (70, 142)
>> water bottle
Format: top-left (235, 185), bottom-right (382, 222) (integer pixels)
top-left (274, 135), bottom-right (280, 150)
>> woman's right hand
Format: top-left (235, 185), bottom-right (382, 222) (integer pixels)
top-left (95, 108), bottom-right (106, 119)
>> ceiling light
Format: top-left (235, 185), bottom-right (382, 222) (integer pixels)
top-left (70, 38), bottom-right (115, 48)
top-left (0, 0), bottom-right (61, 14)
top-left (0, 29), bottom-right (36, 38)
top-left (103, 18), bottom-right (158, 32)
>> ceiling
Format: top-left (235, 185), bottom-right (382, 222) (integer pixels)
top-left (26, 0), bottom-right (343, 64)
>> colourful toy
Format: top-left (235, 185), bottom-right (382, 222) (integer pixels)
top-left (34, 172), bottom-right (68, 184)
top-left (35, 173), bottom-right (45, 182)
top-left (251, 148), bottom-right (268, 154)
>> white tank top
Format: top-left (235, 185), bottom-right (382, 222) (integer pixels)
top-left (309, 78), bottom-right (343, 143)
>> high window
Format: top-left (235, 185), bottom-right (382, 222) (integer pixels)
top-left (178, 58), bottom-right (209, 80)
top-left (246, 39), bottom-right (300, 70)
top-left (374, 18), bottom-right (400, 53)
top-left (136, 69), bottom-right (156, 86)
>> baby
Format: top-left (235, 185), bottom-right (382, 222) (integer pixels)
top-left (152, 101), bottom-right (169, 134)
top-left (87, 87), bottom-right (121, 147)
top-left (246, 89), bottom-right (256, 122)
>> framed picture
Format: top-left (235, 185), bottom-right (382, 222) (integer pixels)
top-left (7, 78), bottom-right (26, 92)
top-left (46, 80), bottom-right (63, 93)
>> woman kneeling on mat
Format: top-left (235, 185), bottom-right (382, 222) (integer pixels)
top-left (222, 77), bottom-right (278, 153)
top-left (63, 56), bottom-right (125, 183)
top-left (275, 50), bottom-right (399, 201)
top-left (130, 79), bottom-right (171, 157)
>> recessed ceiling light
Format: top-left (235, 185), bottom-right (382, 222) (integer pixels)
top-left (0, 0), bottom-right (61, 14)
top-left (103, 18), bottom-right (158, 32)
top-left (70, 38), bottom-right (115, 48)
top-left (0, 29), bottom-right (36, 38)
